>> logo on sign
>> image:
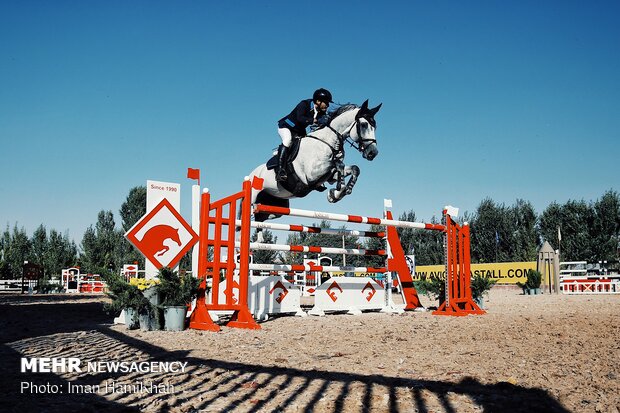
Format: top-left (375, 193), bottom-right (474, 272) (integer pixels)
top-left (326, 281), bottom-right (343, 302)
top-left (362, 282), bottom-right (376, 301)
top-left (269, 280), bottom-right (289, 304)
top-left (137, 225), bottom-right (181, 258)
top-left (126, 199), bottom-right (198, 270)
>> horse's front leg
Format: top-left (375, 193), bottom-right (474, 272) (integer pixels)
top-left (327, 161), bottom-right (345, 191)
top-left (327, 165), bottom-right (360, 203)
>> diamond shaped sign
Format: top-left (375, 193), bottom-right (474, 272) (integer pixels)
top-left (125, 198), bottom-right (198, 270)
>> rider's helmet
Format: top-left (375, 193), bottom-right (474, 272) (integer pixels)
top-left (313, 88), bottom-right (333, 103)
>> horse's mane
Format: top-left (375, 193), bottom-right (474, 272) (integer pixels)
top-left (328, 103), bottom-right (359, 121)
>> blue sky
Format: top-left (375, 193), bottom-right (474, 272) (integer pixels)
top-left (1, 1), bottom-right (619, 243)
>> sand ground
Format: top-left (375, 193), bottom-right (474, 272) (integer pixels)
top-left (0, 288), bottom-right (619, 413)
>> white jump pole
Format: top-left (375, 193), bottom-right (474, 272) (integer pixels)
top-left (242, 242), bottom-right (386, 256)
top-left (191, 184), bottom-right (201, 278)
top-left (248, 263), bottom-right (386, 273)
top-left (241, 220), bottom-right (385, 238)
top-left (253, 204), bottom-right (445, 231)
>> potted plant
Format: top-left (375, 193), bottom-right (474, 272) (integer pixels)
top-left (156, 267), bottom-right (200, 331)
top-left (517, 269), bottom-right (543, 295)
top-left (470, 274), bottom-right (498, 309)
top-left (129, 277), bottom-right (161, 330)
top-left (104, 272), bottom-right (155, 330)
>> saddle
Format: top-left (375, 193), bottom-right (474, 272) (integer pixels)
top-left (266, 138), bottom-right (330, 197)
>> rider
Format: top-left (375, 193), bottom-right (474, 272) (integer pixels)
top-left (276, 88), bottom-right (333, 182)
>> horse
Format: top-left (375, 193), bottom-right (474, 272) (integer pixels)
top-left (248, 99), bottom-right (382, 227)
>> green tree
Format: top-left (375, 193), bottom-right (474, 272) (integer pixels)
top-left (394, 211), bottom-right (444, 265)
top-left (539, 201), bottom-right (562, 251)
top-left (118, 186), bottom-right (147, 268)
top-left (4, 225), bottom-right (32, 278)
top-left (80, 225), bottom-right (98, 270)
top-left (393, 211), bottom-right (417, 259)
top-left (511, 199), bottom-right (539, 261)
top-left (591, 190), bottom-right (620, 261)
top-left (45, 229), bottom-right (78, 276)
top-left (0, 261), bottom-right (11, 279)
top-left (31, 225), bottom-right (48, 268)
top-left (540, 199), bottom-right (594, 261)
top-left (119, 186), bottom-right (147, 232)
top-left (0, 227), bottom-right (12, 279)
top-left (80, 211), bottom-right (124, 272)
top-left (470, 199), bottom-right (508, 262)
top-left (561, 200), bottom-right (594, 261)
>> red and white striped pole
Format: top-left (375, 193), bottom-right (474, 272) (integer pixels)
top-left (254, 204), bottom-right (445, 231)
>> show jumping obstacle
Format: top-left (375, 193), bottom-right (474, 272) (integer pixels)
top-left (189, 177), bottom-right (483, 331)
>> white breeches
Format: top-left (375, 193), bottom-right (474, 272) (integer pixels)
top-left (278, 128), bottom-right (293, 148)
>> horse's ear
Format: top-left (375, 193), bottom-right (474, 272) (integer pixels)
top-left (370, 103), bottom-right (382, 116)
top-left (360, 100), bottom-right (369, 111)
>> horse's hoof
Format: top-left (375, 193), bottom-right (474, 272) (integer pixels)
top-left (328, 189), bottom-right (337, 203)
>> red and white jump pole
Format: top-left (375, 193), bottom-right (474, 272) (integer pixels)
top-left (253, 204), bottom-right (445, 232)
top-left (243, 220), bottom-right (385, 238)
top-left (241, 242), bottom-right (386, 256)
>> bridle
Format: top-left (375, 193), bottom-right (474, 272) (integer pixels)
top-left (322, 117), bottom-right (376, 155)
top-left (349, 118), bottom-right (377, 154)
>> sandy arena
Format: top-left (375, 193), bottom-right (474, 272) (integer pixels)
top-left (0, 288), bottom-right (618, 413)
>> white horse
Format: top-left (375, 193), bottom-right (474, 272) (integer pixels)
top-left (249, 100), bottom-right (382, 224)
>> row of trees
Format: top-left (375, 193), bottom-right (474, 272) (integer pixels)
top-left (0, 225), bottom-right (78, 279)
top-left (1, 188), bottom-right (618, 279)
top-left (0, 187), bottom-right (147, 279)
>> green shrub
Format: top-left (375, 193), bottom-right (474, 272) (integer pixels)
top-left (470, 274), bottom-right (497, 300)
top-left (103, 272), bottom-right (154, 319)
top-left (156, 267), bottom-right (200, 307)
top-left (517, 269), bottom-right (543, 290)
top-left (414, 276), bottom-right (445, 301)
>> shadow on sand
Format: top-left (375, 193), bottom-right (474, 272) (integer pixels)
top-left (0, 296), bottom-right (570, 413)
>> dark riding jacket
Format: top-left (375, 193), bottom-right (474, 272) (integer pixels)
top-left (278, 99), bottom-right (327, 136)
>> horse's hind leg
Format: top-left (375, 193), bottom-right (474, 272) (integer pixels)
top-left (327, 165), bottom-right (360, 203)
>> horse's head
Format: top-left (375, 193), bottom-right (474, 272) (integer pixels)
top-left (352, 99), bottom-right (382, 161)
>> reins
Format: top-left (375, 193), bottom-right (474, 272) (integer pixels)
top-left (306, 116), bottom-right (375, 160)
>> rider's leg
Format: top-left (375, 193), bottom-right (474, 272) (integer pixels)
top-left (276, 128), bottom-right (292, 181)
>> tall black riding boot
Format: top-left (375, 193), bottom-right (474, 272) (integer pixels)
top-left (276, 145), bottom-right (289, 182)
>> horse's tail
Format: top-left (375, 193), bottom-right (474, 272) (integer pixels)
top-left (253, 191), bottom-right (290, 222)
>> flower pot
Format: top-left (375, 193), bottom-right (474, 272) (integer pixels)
top-left (139, 313), bottom-right (155, 331)
top-left (142, 287), bottom-right (163, 330)
top-left (474, 296), bottom-right (485, 309)
top-left (164, 306), bottom-right (187, 331)
top-left (533, 288), bottom-right (541, 295)
top-left (143, 286), bottom-right (160, 305)
top-left (125, 308), bottom-right (139, 330)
